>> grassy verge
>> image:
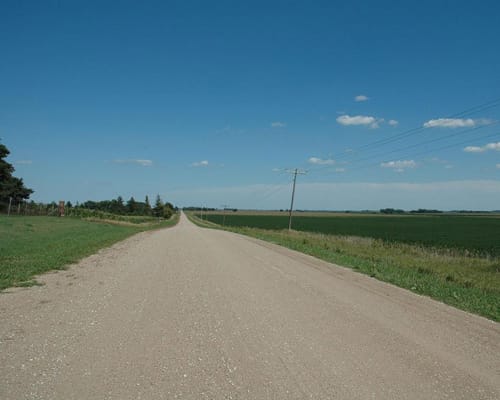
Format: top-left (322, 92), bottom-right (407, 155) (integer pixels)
top-left (187, 213), bottom-right (500, 321)
top-left (0, 213), bottom-right (179, 291)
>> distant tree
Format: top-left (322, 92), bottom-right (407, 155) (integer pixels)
top-left (380, 208), bottom-right (405, 214)
top-left (0, 142), bottom-right (33, 208)
top-left (144, 195), bottom-right (152, 215)
top-left (110, 196), bottom-right (126, 214)
top-left (153, 194), bottom-right (163, 217)
top-left (65, 201), bottom-right (73, 209)
top-left (163, 201), bottom-right (175, 219)
top-left (127, 196), bottom-right (137, 214)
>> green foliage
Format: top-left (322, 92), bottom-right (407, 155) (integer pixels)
top-left (75, 195), bottom-right (173, 217)
top-left (163, 201), bottom-right (175, 219)
top-left (153, 194), bottom-right (163, 217)
top-left (0, 142), bottom-right (33, 209)
top-left (66, 207), bottom-right (163, 223)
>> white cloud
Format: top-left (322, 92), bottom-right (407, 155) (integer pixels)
top-left (380, 160), bottom-right (417, 170)
top-left (496, 164), bottom-right (500, 169)
top-left (354, 95), bottom-right (369, 102)
top-left (388, 119), bottom-right (399, 126)
top-left (464, 142), bottom-right (500, 153)
top-left (308, 157), bottom-right (335, 165)
top-left (337, 114), bottom-right (380, 129)
top-left (114, 159), bottom-right (152, 167)
top-left (271, 121), bottom-right (286, 128)
top-left (335, 168), bottom-right (346, 173)
top-left (485, 142), bottom-right (500, 151)
top-left (423, 118), bottom-right (476, 128)
top-left (463, 146), bottom-right (484, 153)
top-left (191, 160), bottom-right (209, 167)
top-left (15, 160), bottom-right (33, 165)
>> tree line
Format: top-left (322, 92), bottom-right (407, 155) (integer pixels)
top-left (74, 195), bottom-right (176, 219)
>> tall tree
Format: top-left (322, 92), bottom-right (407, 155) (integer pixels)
top-left (144, 195), bottom-right (151, 215)
top-left (153, 194), bottom-right (163, 217)
top-left (127, 196), bottom-right (137, 214)
top-left (0, 142), bottom-right (33, 206)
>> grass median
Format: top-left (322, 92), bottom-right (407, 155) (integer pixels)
top-left (0, 213), bottom-right (179, 291)
top-left (188, 213), bottom-right (500, 322)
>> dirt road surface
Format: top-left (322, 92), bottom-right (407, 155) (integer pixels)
top-left (1, 213), bottom-right (499, 399)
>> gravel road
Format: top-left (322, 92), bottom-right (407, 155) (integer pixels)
top-left (1, 213), bottom-right (499, 399)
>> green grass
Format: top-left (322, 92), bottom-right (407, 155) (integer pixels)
top-left (189, 213), bottom-right (500, 321)
top-left (202, 213), bottom-right (500, 256)
top-left (0, 214), bottom-right (179, 290)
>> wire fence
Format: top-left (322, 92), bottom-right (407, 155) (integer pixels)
top-left (0, 200), bottom-right (62, 216)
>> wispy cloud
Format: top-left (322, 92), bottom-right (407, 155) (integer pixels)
top-left (388, 119), bottom-right (399, 126)
top-left (463, 146), bottom-right (483, 153)
top-left (335, 167), bottom-right (346, 173)
top-left (308, 157), bottom-right (335, 165)
top-left (423, 118), bottom-right (492, 128)
top-left (271, 121), bottom-right (286, 128)
top-left (215, 125), bottom-right (246, 137)
top-left (354, 95), bottom-right (369, 102)
top-left (381, 160), bottom-right (416, 172)
top-left (336, 114), bottom-right (381, 129)
top-left (429, 157), bottom-right (454, 169)
top-left (497, 164), bottom-right (500, 169)
top-left (113, 159), bottom-right (152, 167)
top-left (191, 160), bottom-right (210, 167)
top-left (15, 160), bottom-right (33, 165)
top-left (463, 142), bottom-right (500, 153)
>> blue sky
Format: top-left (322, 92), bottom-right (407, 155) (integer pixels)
top-left (1, 0), bottom-right (500, 210)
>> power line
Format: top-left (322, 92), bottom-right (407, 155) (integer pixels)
top-left (336, 122), bottom-right (499, 169)
top-left (309, 97), bottom-right (500, 170)
top-left (286, 168), bottom-right (307, 230)
top-left (330, 131), bottom-right (500, 175)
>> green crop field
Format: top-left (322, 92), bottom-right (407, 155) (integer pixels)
top-left (0, 214), bottom-right (178, 290)
top-left (201, 213), bottom-right (500, 256)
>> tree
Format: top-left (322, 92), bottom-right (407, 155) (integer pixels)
top-left (144, 195), bottom-right (152, 215)
top-left (163, 202), bottom-right (174, 219)
top-left (0, 142), bottom-right (33, 208)
top-left (109, 196), bottom-right (126, 214)
top-left (153, 194), bottom-right (163, 218)
top-left (127, 196), bottom-right (137, 214)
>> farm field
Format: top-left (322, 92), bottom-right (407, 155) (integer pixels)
top-left (200, 212), bottom-right (500, 257)
top-left (0, 214), bottom-right (178, 290)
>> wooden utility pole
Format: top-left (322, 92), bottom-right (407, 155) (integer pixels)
top-left (287, 169), bottom-right (306, 231)
top-left (221, 204), bottom-right (229, 226)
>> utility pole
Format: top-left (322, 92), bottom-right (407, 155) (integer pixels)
top-left (287, 169), bottom-right (306, 231)
top-left (221, 204), bottom-right (229, 226)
